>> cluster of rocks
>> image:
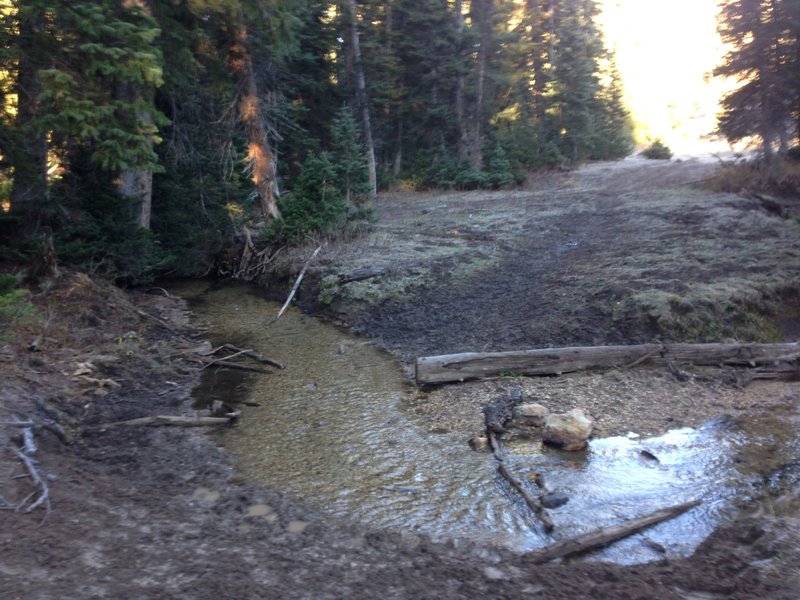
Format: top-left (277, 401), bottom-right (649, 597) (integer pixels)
top-left (470, 399), bottom-right (595, 453)
top-left (514, 403), bottom-right (595, 452)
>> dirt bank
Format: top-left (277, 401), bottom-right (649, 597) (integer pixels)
top-left (2, 158), bottom-right (800, 598)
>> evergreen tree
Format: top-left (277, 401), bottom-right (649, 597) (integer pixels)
top-left (330, 105), bottom-right (369, 204)
top-left (715, 0), bottom-right (800, 159)
top-left (1, 1), bottom-right (166, 233)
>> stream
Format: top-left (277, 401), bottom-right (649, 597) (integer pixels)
top-left (177, 282), bottom-right (800, 565)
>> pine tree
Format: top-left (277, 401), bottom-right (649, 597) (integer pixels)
top-left (330, 105), bottom-right (369, 204)
top-left (1, 1), bottom-right (166, 233)
top-left (715, 0), bottom-right (800, 159)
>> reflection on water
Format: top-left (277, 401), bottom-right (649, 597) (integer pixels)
top-left (176, 281), bottom-right (800, 564)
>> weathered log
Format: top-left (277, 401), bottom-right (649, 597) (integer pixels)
top-left (416, 342), bottom-right (800, 384)
top-left (525, 499), bottom-right (701, 564)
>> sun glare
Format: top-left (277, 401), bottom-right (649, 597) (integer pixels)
top-left (598, 0), bottom-right (737, 156)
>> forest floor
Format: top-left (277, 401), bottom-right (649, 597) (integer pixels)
top-left (3, 157), bottom-right (800, 599)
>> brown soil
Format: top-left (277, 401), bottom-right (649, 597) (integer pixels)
top-left (3, 159), bottom-right (800, 599)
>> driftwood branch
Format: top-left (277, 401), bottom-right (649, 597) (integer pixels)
top-left (484, 391), bottom-right (554, 532)
top-left (134, 308), bottom-right (179, 333)
top-left (525, 499), bottom-right (702, 564)
top-left (276, 244), bottom-right (323, 321)
top-left (416, 342), bottom-right (800, 384)
top-left (207, 361), bottom-right (273, 375)
top-left (498, 461), bottom-right (554, 533)
top-left (12, 447), bottom-right (50, 514)
top-left (89, 414), bottom-right (237, 430)
top-left (186, 342), bottom-right (284, 375)
top-left (208, 343), bottom-right (285, 369)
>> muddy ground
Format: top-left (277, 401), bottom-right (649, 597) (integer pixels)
top-left (2, 158), bottom-right (800, 598)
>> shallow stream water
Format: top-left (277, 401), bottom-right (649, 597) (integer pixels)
top-left (177, 282), bottom-right (800, 565)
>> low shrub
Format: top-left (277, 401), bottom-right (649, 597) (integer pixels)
top-left (640, 139), bottom-right (673, 160)
top-left (0, 274), bottom-right (37, 339)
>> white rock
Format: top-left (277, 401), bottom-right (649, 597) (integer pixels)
top-left (513, 403), bottom-right (550, 426)
top-left (542, 408), bottom-right (594, 451)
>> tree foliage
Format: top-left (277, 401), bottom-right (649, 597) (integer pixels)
top-left (0, 0), bottom-right (634, 282)
top-left (714, 0), bottom-right (800, 159)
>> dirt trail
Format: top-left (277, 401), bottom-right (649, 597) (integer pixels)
top-left (2, 159), bottom-right (800, 599)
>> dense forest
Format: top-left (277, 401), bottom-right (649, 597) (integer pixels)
top-left (0, 0), bottom-right (797, 284)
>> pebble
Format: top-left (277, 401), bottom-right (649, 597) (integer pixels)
top-left (483, 566), bottom-right (506, 581)
top-left (247, 504), bottom-right (273, 517)
top-left (193, 487), bottom-right (220, 503)
top-left (287, 520), bottom-right (309, 534)
top-left (540, 491), bottom-right (570, 509)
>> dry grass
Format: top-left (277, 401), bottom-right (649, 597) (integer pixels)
top-left (709, 159), bottom-right (800, 200)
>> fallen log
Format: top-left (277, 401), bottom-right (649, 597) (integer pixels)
top-left (525, 499), bottom-right (701, 564)
top-left (416, 342), bottom-right (800, 384)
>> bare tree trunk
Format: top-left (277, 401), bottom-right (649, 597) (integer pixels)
top-left (345, 0), bottom-right (377, 199)
top-left (455, 0), bottom-right (468, 161)
top-left (469, 0), bottom-right (491, 171)
top-left (228, 20), bottom-right (281, 221)
top-left (528, 0), bottom-right (548, 122)
top-left (392, 120), bottom-right (403, 177)
top-left (9, 5), bottom-right (48, 234)
top-left (386, 1), bottom-right (402, 176)
top-left (116, 83), bottom-right (154, 228)
top-left (119, 165), bottom-right (153, 228)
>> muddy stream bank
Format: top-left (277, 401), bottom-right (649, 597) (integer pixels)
top-left (176, 281), bottom-right (800, 565)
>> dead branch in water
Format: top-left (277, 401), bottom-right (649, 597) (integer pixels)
top-left (88, 414), bottom-right (239, 430)
top-left (208, 343), bottom-right (285, 369)
top-left (525, 499), bottom-right (702, 564)
top-left (484, 391), bottom-right (554, 533)
top-left (275, 244), bottom-right (323, 321)
top-left (206, 361), bottom-right (274, 375)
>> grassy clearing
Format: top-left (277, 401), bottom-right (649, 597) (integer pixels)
top-left (270, 159), bottom-right (800, 342)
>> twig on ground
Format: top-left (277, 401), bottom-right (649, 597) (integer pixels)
top-left (22, 428), bottom-right (37, 454)
top-left (12, 447), bottom-right (51, 515)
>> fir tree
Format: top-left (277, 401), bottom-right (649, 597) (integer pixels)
top-left (715, 0), bottom-right (800, 159)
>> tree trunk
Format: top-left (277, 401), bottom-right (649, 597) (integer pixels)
top-left (116, 84), bottom-right (154, 229)
top-left (9, 5), bottom-right (48, 234)
top-left (415, 342), bottom-right (800, 385)
top-left (528, 0), bottom-right (548, 122)
top-left (469, 0), bottom-right (490, 171)
top-left (392, 120), bottom-right (403, 177)
top-left (455, 0), bottom-right (468, 161)
top-left (228, 19), bottom-right (280, 221)
top-left (344, 0), bottom-right (377, 199)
